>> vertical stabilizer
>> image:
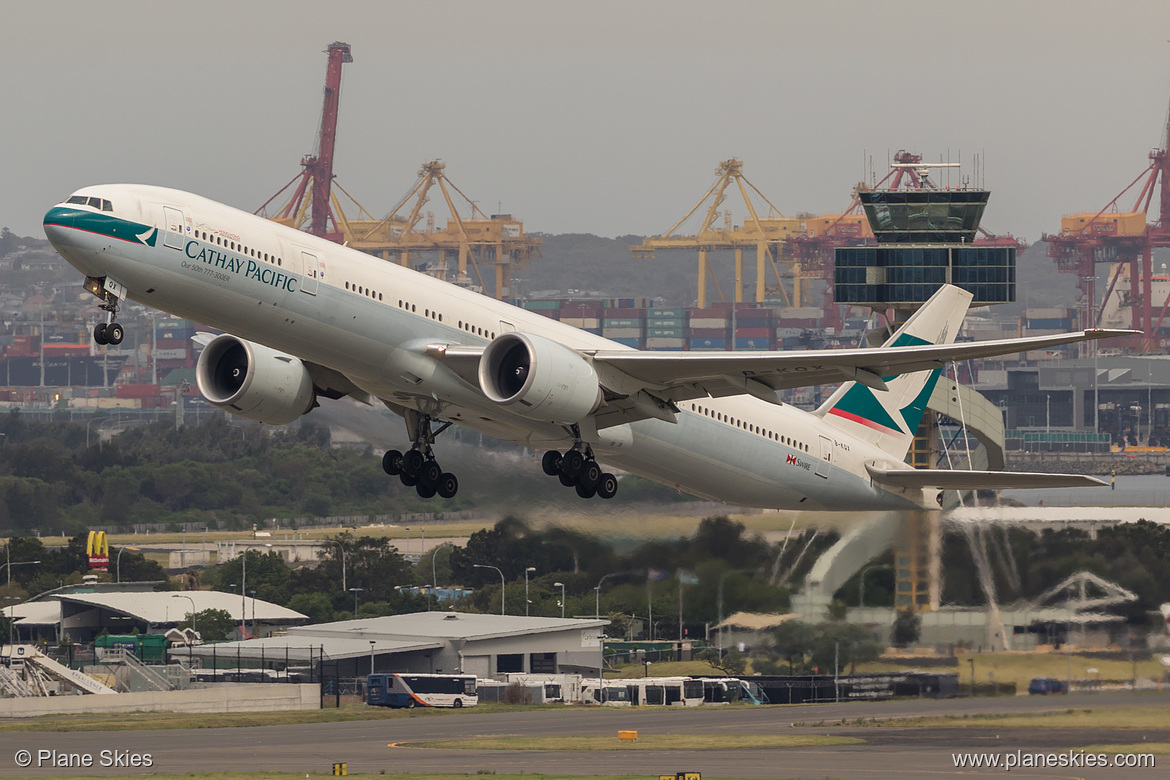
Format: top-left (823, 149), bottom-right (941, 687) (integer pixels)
top-left (815, 285), bottom-right (972, 459)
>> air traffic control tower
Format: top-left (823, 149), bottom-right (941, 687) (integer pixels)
top-left (809, 161), bottom-right (1015, 622)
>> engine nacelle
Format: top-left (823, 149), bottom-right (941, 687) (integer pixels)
top-left (195, 334), bottom-right (316, 425)
top-left (478, 332), bottom-right (602, 424)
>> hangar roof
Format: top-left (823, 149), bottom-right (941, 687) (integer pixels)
top-left (290, 611), bottom-right (606, 642)
top-left (180, 634), bottom-right (443, 662)
top-left (57, 591), bottom-right (306, 624)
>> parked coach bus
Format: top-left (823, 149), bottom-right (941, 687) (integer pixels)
top-left (367, 673), bottom-right (478, 708)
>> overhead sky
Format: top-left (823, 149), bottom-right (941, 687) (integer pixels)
top-left (5, 0), bottom-right (1170, 243)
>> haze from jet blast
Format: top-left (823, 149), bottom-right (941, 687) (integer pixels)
top-left (5, 1), bottom-right (1170, 246)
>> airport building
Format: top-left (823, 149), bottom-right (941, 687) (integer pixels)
top-left (178, 612), bottom-right (608, 679)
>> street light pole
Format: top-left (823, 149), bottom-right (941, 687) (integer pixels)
top-left (349, 587), bottom-right (363, 615)
top-left (322, 540), bottom-right (347, 592)
top-left (116, 546), bottom-right (141, 584)
top-left (0, 557), bottom-right (41, 588)
top-left (172, 594), bottom-right (197, 634)
top-left (553, 582), bottom-right (565, 618)
top-left (473, 564), bottom-right (505, 615)
top-left (524, 567), bottom-right (536, 616)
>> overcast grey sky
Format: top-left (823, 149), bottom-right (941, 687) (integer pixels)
top-left (4, 0), bottom-right (1170, 243)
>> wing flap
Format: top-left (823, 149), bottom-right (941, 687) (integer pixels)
top-left (866, 465), bottom-right (1106, 490)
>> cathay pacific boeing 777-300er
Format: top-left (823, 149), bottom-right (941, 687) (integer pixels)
top-left (43, 185), bottom-right (1127, 510)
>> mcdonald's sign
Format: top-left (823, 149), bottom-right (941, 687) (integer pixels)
top-left (87, 530), bottom-right (110, 571)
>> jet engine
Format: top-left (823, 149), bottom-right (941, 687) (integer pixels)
top-left (478, 332), bottom-right (602, 424)
top-left (195, 334), bottom-right (316, 425)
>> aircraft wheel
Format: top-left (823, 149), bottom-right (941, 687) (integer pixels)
top-left (541, 450), bottom-right (562, 476)
top-left (106, 322), bottom-right (125, 345)
top-left (561, 449), bottom-right (585, 478)
top-left (578, 461), bottom-right (602, 489)
top-left (93, 323), bottom-right (109, 345)
top-left (437, 472), bottom-right (458, 499)
top-left (558, 471), bottom-right (576, 488)
top-left (399, 472), bottom-right (418, 487)
top-left (382, 450), bottom-right (403, 476)
top-left (575, 480), bottom-right (597, 499)
top-left (416, 480), bottom-right (437, 499)
top-left (403, 449), bottom-right (426, 476)
top-left (421, 460), bottom-right (443, 486)
top-left (596, 473), bottom-right (618, 499)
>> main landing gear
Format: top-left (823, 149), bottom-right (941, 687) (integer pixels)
top-left (541, 446), bottom-right (618, 500)
top-left (92, 292), bottom-right (124, 346)
top-left (381, 412), bottom-right (458, 500)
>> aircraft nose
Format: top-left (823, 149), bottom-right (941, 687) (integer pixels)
top-left (42, 205), bottom-right (76, 248)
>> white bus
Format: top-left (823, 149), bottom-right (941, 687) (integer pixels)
top-left (581, 676), bottom-right (705, 707)
top-left (367, 673), bottom-right (478, 708)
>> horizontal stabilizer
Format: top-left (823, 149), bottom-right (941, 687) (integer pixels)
top-left (866, 464), bottom-right (1106, 490)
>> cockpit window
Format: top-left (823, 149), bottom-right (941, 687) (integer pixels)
top-left (66, 195), bottom-right (113, 211)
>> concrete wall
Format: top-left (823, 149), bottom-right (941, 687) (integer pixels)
top-left (0, 683), bottom-right (319, 718)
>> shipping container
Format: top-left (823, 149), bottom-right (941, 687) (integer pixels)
top-left (115, 384), bottom-right (162, 399)
top-left (779, 307), bottom-right (823, 319)
top-left (734, 327), bottom-right (772, 339)
top-left (522, 300), bottom-right (562, 310)
top-left (690, 318), bottom-right (731, 329)
top-left (609, 337), bottom-right (644, 349)
top-left (646, 337), bottom-right (686, 350)
top-left (647, 308), bottom-right (687, 319)
top-left (155, 319), bottom-right (195, 330)
top-left (735, 337), bottom-right (776, 350)
top-left (529, 309), bottom-right (560, 320)
top-left (644, 317), bottom-right (686, 329)
top-left (688, 327), bottom-right (729, 338)
top-left (602, 328), bottom-right (644, 339)
top-left (602, 318), bottom-right (645, 329)
top-left (646, 327), bottom-right (686, 338)
top-left (560, 318), bottom-right (601, 329)
top-left (1025, 318), bottom-right (1074, 330)
top-left (602, 308), bottom-right (646, 318)
top-left (688, 338), bottom-right (727, 350)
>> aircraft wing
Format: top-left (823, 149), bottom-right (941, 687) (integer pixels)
top-left (429, 329), bottom-right (1135, 428)
top-left (586, 329), bottom-right (1133, 396)
top-left (866, 465), bottom-right (1107, 490)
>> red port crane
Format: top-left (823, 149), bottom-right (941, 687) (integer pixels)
top-left (256, 41), bottom-right (354, 242)
top-left (1042, 103), bottom-right (1170, 352)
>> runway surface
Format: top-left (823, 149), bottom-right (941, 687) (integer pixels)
top-left (1, 691), bottom-right (1165, 779)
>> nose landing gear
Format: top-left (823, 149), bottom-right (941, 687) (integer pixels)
top-left (92, 290), bottom-right (124, 346)
top-left (381, 411), bottom-right (458, 500)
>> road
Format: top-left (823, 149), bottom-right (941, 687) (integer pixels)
top-left (0, 692), bottom-right (1165, 779)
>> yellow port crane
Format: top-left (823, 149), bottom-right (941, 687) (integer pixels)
top-left (339, 160), bottom-right (541, 300)
top-left (631, 159), bottom-right (803, 308)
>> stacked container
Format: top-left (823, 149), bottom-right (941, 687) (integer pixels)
top-left (602, 307), bottom-right (646, 349)
top-left (645, 307), bottom-right (687, 351)
top-left (687, 307), bottom-right (731, 351)
top-left (560, 300), bottom-right (603, 333)
top-left (732, 304), bottom-right (776, 351)
top-left (521, 299), bottom-right (563, 320)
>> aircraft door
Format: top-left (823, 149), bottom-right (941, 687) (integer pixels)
top-left (162, 207), bottom-right (186, 250)
top-left (816, 436), bottom-right (833, 478)
top-left (301, 251), bottom-right (321, 296)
